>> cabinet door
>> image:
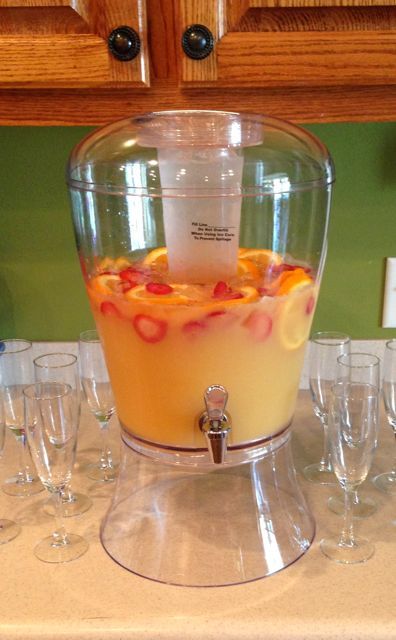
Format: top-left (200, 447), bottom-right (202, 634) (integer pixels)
top-left (0, 0), bottom-right (149, 88)
top-left (179, 0), bottom-right (396, 88)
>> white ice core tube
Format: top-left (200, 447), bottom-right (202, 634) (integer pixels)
top-left (157, 146), bottom-right (244, 283)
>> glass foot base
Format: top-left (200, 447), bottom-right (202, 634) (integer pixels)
top-left (2, 475), bottom-right (45, 497)
top-left (320, 536), bottom-right (375, 564)
top-left (34, 533), bottom-right (89, 563)
top-left (328, 494), bottom-right (377, 519)
top-left (303, 463), bottom-right (337, 485)
top-left (43, 492), bottom-right (93, 518)
top-left (372, 472), bottom-right (396, 495)
top-left (0, 519), bottom-right (21, 544)
top-left (87, 463), bottom-right (118, 483)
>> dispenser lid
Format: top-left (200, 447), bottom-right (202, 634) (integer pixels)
top-left (67, 110), bottom-right (334, 196)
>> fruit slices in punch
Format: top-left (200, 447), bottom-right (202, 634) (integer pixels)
top-left (87, 248), bottom-right (317, 449)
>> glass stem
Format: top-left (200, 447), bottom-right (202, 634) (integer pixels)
top-left (319, 419), bottom-right (332, 471)
top-left (52, 489), bottom-right (69, 547)
top-left (391, 430), bottom-right (396, 476)
top-left (98, 421), bottom-right (113, 470)
top-left (61, 484), bottom-right (75, 503)
top-left (340, 488), bottom-right (355, 548)
top-left (16, 433), bottom-right (32, 482)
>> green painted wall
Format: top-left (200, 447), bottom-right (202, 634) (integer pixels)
top-left (1, 123), bottom-right (395, 341)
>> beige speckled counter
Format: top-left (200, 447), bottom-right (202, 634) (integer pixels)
top-left (0, 389), bottom-right (394, 640)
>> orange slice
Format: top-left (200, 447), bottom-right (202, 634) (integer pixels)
top-left (276, 268), bottom-right (313, 296)
top-left (142, 247), bottom-right (168, 270)
top-left (277, 287), bottom-right (316, 350)
top-left (238, 248), bottom-right (282, 270)
top-left (91, 274), bottom-right (121, 295)
top-left (125, 283), bottom-right (191, 305)
top-left (237, 258), bottom-right (260, 279)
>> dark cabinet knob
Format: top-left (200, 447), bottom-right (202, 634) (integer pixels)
top-left (182, 24), bottom-right (214, 60)
top-left (108, 26), bottom-right (141, 61)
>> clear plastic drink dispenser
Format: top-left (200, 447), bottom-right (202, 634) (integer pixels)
top-left (67, 110), bottom-right (334, 586)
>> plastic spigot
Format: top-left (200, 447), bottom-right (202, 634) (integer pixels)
top-left (199, 384), bottom-right (231, 464)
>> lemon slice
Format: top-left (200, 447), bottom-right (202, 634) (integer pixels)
top-left (238, 248), bottom-right (282, 270)
top-left (277, 288), bottom-right (316, 350)
top-left (91, 274), bottom-right (121, 295)
top-left (125, 283), bottom-right (191, 305)
top-left (114, 256), bottom-right (132, 271)
top-left (142, 247), bottom-right (168, 270)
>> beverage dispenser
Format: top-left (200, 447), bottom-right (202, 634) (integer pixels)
top-left (67, 110), bottom-right (334, 586)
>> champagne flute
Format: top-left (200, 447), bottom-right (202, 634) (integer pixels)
top-left (320, 371), bottom-right (379, 564)
top-left (327, 352), bottom-right (380, 518)
top-left (0, 339), bottom-right (44, 497)
top-left (24, 382), bottom-right (89, 563)
top-left (373, 339), bottom-right (396, 494)
top-left (0, 386), bottom-right (21, 543)
top-left (79, 330), bottom-right (117, 482)
top-left (34, 353), bottom-right (92, 516)
top-left (303, 331), bottom-right (351, 484)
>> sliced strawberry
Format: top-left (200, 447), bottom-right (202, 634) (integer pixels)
top-left (244, 311), bottom-right (272, 342)
top-left (207, 309), bottom-right (227, 319)
top-left (213, 281), bottom-right (244, 301)
top-left (213, 281), bottom-right (231, 298)
top-left (270, 263), bottom-right (297, 275)
top-left (100, 301), bottom-right (121, 318)
top-left (182, 320), bottom-right (206, 337)
top-left (206, 309), bottom-right (238, 328)
top-left (146, 282), bottom-right (174, 295)
top-left (120, 267), bottom-right (146, 285)
top-left (305, 295), bottom-right (315, 315)
top-left (121, 280), bottom-right (138, 292)
top-left (258, 287), bottom-right (275, 297)
top-left (133, 314), bottom-right (167, 343)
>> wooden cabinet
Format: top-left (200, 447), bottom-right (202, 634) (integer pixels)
top-left (179, 0), bottom-right (396, 89)
top-left (1, 0), bottom-right (396, 124)
top-left (0, 0), bottom-right (149, 88)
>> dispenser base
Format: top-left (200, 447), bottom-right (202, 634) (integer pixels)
top-left (100, 430), bottom-right (315, 586)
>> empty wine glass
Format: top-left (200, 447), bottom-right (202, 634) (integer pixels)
top-left (320, 372), bottom-right (379, 564)
top-left (0, 339), bottom-right (44, 497)
top-left (373, 339), bottom-right (396, 494)
top-left (79, 330), bottom-right (117, 482)
top-left (303, 331), bottom-right (351, 484)
top-left (327, 352), bottom-right (380, 518)
top-left (34, 352), bottom-right (92, 516)
top-left (0, 386), bottom-right (21, 544)
top-left (24, 382), bottom-right (89, 563)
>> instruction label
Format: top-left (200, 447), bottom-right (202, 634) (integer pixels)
top-left (191, 222), bottom-right (236, 243)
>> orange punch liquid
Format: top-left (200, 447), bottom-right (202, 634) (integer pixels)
top-left (88, 248), bottom-right (316, 448)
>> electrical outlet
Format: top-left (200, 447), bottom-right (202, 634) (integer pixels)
top-left (382, 258), bottom-right (396, 328)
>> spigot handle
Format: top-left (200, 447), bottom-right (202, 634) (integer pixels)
top-left (204, 385), bottom-right (228, 423)
top-left (200, 385), bottom-right (231, 464)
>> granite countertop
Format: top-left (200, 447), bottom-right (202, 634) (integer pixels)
top-left (0, 388), bottom-right (394, 640)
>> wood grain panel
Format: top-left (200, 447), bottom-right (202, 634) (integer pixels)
top-left (236, 6), bottom-right (396, 30)
top-left (214, 31), bottom-right (396, 87)
top-left (0, 35), bottom-right (110, 87)
top-left (0, 7), bottom-right (90, 33)
top-left (1, 82), bottom-right (396, 125)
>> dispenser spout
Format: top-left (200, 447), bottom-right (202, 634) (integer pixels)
top-left (199, 385), bottom-right (231, 464)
